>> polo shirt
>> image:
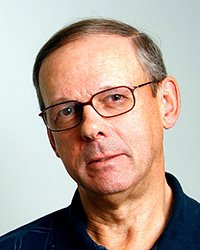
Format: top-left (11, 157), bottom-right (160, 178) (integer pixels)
top-left (0, 173), bottom-right (199, 249)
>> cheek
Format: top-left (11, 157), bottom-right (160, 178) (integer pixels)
top-left (53, 133), bottom-right (80, 166)
top-left (53, 134), bottom-right (87, 183)
top-left (114, 103), bottom-right (163, 155)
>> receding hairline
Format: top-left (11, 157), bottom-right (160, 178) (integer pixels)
top-left (40, 32), bottom-right (141, 66)
top-left (38, 29), bottom-right (141, 70)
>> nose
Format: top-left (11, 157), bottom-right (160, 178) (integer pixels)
top-left (80, 105), bottom-right (108, 141)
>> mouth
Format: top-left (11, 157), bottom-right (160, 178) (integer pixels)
top-left (87, 154), bottom-right (124, 167)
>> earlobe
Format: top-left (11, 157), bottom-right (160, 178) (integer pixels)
top-left (47, 129), bottom-right (60, 158)
top-left (160, 77), bottom-right (181, 129)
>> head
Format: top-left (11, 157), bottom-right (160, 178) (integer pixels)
top-left (33, 18), bottom-right (180, 196)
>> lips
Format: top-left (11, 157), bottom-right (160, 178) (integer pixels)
top-left (87, 154), bottom-right (123, 167)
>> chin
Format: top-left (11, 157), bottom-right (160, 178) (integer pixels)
top-left (75, 167), bottom-right (141, 196)
top-left (80, 178), bottom-right (135, 196)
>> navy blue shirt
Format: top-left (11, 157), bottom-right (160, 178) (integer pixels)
top-left (0, 173), bottom-right (199, 249)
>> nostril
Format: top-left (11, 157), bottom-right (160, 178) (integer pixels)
top-left (98, 131), bottom-right (104, 136)
top-left (81, 129), bottom-right (105, 141)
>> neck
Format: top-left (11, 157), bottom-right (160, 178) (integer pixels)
top-left (79, 170), bottom-right (173, 250)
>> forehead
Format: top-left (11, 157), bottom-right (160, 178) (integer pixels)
top-left (39, 34), bottom-right (146, 105)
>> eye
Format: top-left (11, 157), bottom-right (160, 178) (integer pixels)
top-left (103, 92), bottom-right (128, 105)
top-left (59, 106), bottom-right (74, 116)
top-left (108, 94), bottom-right (125, 102)
top-left (58, 103), bottom-right (82, 118)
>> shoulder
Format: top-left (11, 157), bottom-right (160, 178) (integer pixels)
top-left (183, 193), bottom-right (200, 229)
top-left (0, 207), bottom-right (69, 250)
top-left (166, 172), bottom-right (200, 218)
top-left (174, 193), bottom-right (200, 248)
top-left (163, 173), bottom-right (200, 248)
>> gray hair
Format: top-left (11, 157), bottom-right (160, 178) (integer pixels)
top-left (33, 18), bottom-right (167, 111)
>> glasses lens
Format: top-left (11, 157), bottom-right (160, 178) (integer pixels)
top-left (44, 101), bottom-right (82, 131)
top-left (41, 86), bottom-right (135, 131)
top-left (93, 87), bottom-right (134, 117)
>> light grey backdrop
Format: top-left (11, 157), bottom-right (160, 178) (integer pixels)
top-left (0, 0), bottom-right (199, 236)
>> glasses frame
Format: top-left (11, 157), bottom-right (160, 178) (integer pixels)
top-left (39, 81), bottom-right (157, 132)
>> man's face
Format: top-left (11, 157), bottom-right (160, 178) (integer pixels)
top-left (39, 34), bottom-right (164, 195)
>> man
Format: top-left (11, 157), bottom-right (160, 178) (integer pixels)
top-left (0, 18), bottom-right (199, 249)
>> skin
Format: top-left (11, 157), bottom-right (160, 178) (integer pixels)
top-left (39, 34), bottom-right (180, 249)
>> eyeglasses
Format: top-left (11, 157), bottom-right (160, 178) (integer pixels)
top-left (39, 81), bottom-right (156, 132)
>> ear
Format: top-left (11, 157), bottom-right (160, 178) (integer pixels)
top-left (159, 76), bottom-right (181, 129)
top-left (47, 129), bottom-right (60, 158)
